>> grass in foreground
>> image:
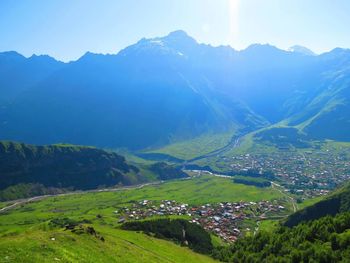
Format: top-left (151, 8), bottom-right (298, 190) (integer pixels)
top-left (0, 226), bottom-right (217, 263)
top-left (0, 176), bottom-right (285, 262)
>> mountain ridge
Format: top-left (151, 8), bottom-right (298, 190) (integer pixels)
top-left (1, 30), bottom-right (350, 149)
top-left (3, 30), bottom-right (347, 62)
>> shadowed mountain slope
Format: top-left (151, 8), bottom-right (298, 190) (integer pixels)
top-left (1, 31), bottom-right (350, 149)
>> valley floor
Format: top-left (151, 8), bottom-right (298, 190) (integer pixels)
top-left (0, 175), bottom-right (289, 262)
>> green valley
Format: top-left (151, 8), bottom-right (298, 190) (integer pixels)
top-left (144, 131), bottom-right (234, 160)
top-left (0, 175), bottom-right (288, 262)
top-left (2, 6), bottom-right (350, 262)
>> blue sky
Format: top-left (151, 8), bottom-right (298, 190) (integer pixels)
top-left (1, 0), bottom-right (350, 61)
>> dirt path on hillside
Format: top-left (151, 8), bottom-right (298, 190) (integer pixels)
top-left (271, 182), bottom-right (297, 212)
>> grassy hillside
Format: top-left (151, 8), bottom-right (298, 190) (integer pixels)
top-left (0, 175), bottom-right (284, 262)
top-left (0, 141), bottom-right (187, 201)
top-left (0, 225), bottom-right (216, 263)
top-left (144, 131), bottom-right (234, 160)
top-left (284, 181), bottom-right (350, 227)
top-left (288, 73), bottom-right (350, 142)
top-left (0, 141), bottom-right (145, 201)
top-left (254, 127), bottom-right (311, 148)
top-left (0, 141), bottom-right (142, 189)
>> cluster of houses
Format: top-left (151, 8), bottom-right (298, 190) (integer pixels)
top-left (116, 200), bottom-right (190, 222)
top-left (115, 199), bottom-right (285, 242)
top-left (223, 149), bottom-right (350, 197)
top-left (188, 201), bottom-right (284, 242)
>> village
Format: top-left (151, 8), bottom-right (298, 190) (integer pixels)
top-left (218, 148), bottom-right (350, 198)
top-left (115, 199), bottom-right (286, 243)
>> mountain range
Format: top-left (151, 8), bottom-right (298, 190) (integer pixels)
top-left (1, 30), bottom-right (350, 149)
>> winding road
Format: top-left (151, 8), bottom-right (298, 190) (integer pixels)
top-left (188, 136), bottom-right (242, 162)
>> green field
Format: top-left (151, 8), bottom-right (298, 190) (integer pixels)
top-left (0, 225), bottom-right (217, 263)
top-left (145, 132), bottom-right (234, 160)
top-left (0, 176), bottom-right (284, 232)
top-left (297, 195), bottom-right (324, 209)
top-left (0, 176), bottom-right (285, 262)
top-left (258, 219), bottom-right (279, 232)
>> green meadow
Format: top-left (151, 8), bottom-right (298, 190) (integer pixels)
top-left (0, 176), bottom-right (284, 232)
top-left (0, 225), bottom-right (217, 263)
top-left (145, 132), bottom-right (234, 160)
top-left (0, 175), bottom-right (285, 262)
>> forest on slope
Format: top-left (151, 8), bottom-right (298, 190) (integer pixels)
top-left (212, 182), bottom-right (350, 262)
top-left (0, 141), bottom-right (187, 201)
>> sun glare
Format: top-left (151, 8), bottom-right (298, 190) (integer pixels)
top-left (228, 0), bottom-right (240, 44)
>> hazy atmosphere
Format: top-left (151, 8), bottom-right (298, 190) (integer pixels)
top-left (1, 0), bottom-right (350, 61)
top-left (1, 1), bottom-right (350, 262)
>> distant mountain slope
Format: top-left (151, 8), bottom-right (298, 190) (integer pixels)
top-left (284, 182), bottom-right (350, 227)
top-left (0, 52), bottom-right (64, 104)
top-left (0, 31), bottom-right (266, 149)
top-left (0, 141), bottom-right (187, 200)
top-left (1, 31), bottom-right (350, 149)
top-left (287, 58), bottom-right (350, 141)
top-left (288, 45), bottom-right (316, 56)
